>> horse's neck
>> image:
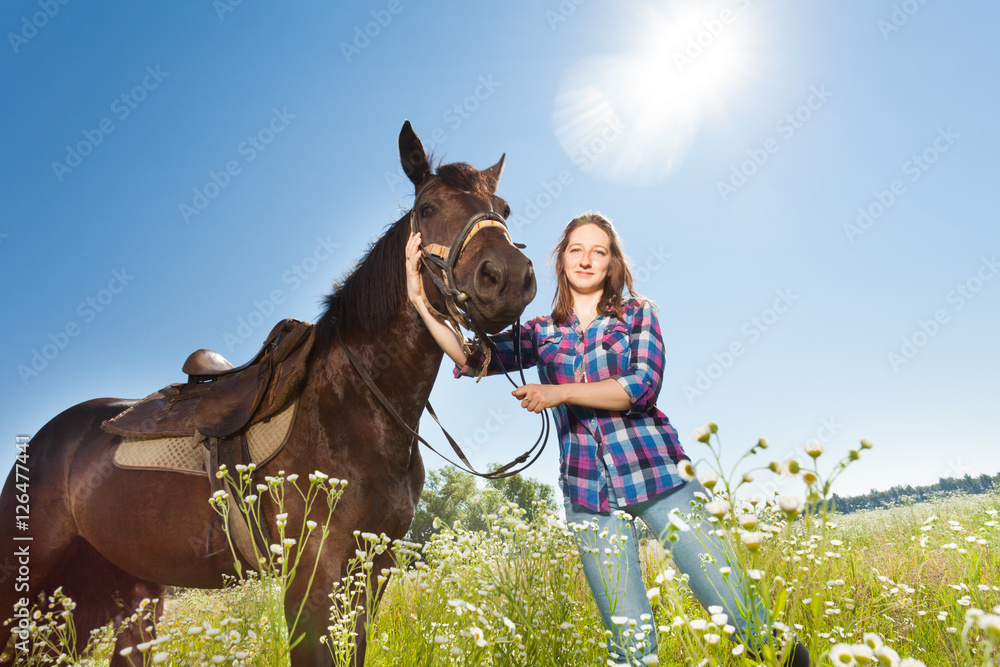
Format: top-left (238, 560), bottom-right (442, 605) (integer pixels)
top-left (311, 304), bottom-right (444, 427)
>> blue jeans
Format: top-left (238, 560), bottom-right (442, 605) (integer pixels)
top-left (564, 480), bottom-right (770, 664)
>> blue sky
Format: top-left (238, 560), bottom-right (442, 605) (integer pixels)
top-left (2, 0), bottom-right (998, 502)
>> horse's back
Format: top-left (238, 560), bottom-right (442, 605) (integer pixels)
top-left (1, 397), bottom-right (133, 530)
top-left (4, 396), bottom-right (132, 486)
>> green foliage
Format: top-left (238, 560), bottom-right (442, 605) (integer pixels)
top-left (407, 466), bottom-right (557, 544)
top-left (408, 467), bottom-right (480, 544)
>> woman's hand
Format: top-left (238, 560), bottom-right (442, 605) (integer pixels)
top-left (512, 384), bottom-right (565, 413)
top-left (405, 232), bottom-right (423, 306)
top-left (514, 379), bottom-right (632, 412)
top-left (405, 232), bottom-right (470, 368)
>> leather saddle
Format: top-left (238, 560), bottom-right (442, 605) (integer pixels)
top-left (102, 318), bottom-right (314, 566)
top-left (103, 318), bottom-right (314, 440)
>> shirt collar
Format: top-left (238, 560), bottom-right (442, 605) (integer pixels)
top-left (567, 310), bottom-right (610, 337)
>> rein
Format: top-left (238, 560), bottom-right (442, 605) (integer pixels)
top-left (339, 177), bottom-right (549, 480)
top-left (339, 333), bottom-right (549, 480)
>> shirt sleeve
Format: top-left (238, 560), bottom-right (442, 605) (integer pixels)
top-left (612, 300), bottom-right (664, 413)
top-left (453, 318), bottom-right (541, 379)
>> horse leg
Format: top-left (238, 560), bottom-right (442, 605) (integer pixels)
top-left (347, 549), bottom-right (395, 667)
top-left (285, 558), bottom-right (357, 667)
top-left (107, 579), bottom-right (165, 667)
top-left (285, 576), bottom-right (333, 666)
top-left (26, 539), bottom-right (164, 667)
top-left (64, 541), bottom-right (166, 666)
top-left (0, 531), bottom-right (165, 667)
top-left (0, 497), bottom-right (78, 666)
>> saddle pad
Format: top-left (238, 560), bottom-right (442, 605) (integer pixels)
top-left (113, 400), bottom-right (298, 476)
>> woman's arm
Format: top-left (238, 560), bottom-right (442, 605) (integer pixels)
top-left (612, 300), bottom-right (665, 413)
top-left (513, 379), bottom-right (631, 413)
top-left (406, 232), bottom-right (469, 368)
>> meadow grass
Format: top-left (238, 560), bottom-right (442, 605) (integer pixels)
top-left (7, 436), bottom-right (999, 666)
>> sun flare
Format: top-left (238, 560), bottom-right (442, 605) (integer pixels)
top-left (553, 0), bottom-right (760, 185)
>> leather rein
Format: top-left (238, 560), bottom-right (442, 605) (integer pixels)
top-left (339, 177), bottom-right (549, 480)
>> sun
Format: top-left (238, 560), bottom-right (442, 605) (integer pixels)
top-left (552, 0), bottom-right (761, 185)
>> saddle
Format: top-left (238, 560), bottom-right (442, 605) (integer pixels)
top-left (101, 318), bottom-right (314, 566)
top-left (103, 318), bottom-right (314, 440)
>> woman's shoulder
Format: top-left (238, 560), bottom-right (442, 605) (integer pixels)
top-left (525, 314), bottom-right (560, 333)
top-left (623, 296), bottom-right (657, 315)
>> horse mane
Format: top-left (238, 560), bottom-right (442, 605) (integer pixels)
top-left (313, 161), bottom-right (492, 353)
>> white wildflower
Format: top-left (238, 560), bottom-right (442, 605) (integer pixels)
top-left (829, 643), bottom-right (856, 666)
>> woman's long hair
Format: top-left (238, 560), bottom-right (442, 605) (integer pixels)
top-left (550, 212), bottom-right (639, 323)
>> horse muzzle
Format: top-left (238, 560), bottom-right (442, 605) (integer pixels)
top-left (466, 249), bottom-right (536, 334)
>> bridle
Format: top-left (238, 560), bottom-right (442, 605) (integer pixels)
top-left (409, 175), bottom-right (525, 373)
top-left (339, 176), bottom-right (549, 480)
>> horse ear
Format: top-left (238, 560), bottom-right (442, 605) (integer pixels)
top-left (482, 153), bottom-right (506, 193)
top-left (399, 120), bottom-right (432, 187)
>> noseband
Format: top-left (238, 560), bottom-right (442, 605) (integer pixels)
top-left (340, 175), bottom-right (549, 481)
top-left (410, 176), bottom-right (525, 368)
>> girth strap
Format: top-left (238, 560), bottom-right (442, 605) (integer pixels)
top-left (201, 432), bottom-right (273, 566)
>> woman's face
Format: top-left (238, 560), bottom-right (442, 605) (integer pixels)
top-left (562, 223), bottom-right (611, 296)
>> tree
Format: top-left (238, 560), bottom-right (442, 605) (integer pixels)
top-left (407, 467), bottom-right (478, 544)
top-left (406, 465), bottom-right (558, 544)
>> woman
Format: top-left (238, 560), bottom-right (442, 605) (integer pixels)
top-left (406, 213), bottom-right (809, 666)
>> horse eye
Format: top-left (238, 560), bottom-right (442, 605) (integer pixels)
top-left (503, 204), bottom-right (511, 218)
top-left (420, 205), bottom-right (434, 218)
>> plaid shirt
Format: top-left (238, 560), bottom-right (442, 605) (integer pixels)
top-left (456, 298), bottom-right (687, 512)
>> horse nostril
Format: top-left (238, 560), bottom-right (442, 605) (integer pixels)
top-left (486, 262), bottom-right (503, 284)
top-left (475, 260), bottom-right (505, 301)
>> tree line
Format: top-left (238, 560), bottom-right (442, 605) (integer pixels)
top-left (406, 467), bottom-right (1000, 540)
top-left (830, 472), bottom-right (999, 514)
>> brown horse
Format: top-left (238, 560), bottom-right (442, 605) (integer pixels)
top-left (0, 121), bottom-right (536, 667)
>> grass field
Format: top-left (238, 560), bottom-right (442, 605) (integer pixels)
top-left (11, 439), bottom-right (1000, 666)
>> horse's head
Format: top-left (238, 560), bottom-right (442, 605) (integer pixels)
top-left (399, 121), bottom-right (536, 335)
